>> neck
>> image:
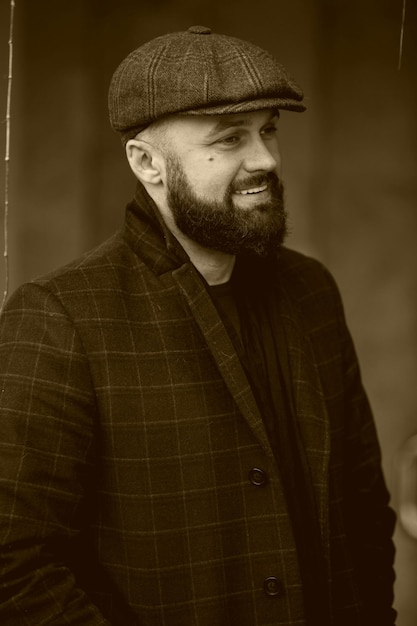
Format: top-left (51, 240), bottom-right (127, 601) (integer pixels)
top-left (161, 210), bottom-right (236, 285)
top-left (176, 229), bottom-right (236, 285)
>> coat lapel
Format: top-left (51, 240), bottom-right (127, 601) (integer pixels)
top-left (172, 263), bottom-right (274, 458)
top-left (277, 283), bottom-right (331, 544)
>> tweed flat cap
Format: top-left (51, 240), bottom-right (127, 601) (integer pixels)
top-left (109, 25), bottom-right (305, 143)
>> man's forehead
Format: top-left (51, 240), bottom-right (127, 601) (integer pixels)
top-left (170, 108), bottom-right (280, 137)
top-left (204, 109), bottom-right (280, 134)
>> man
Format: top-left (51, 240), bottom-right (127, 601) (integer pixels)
top-left (0, 25), bottom-right (396, 625)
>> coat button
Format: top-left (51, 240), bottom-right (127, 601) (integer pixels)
top-left (263, 576), bottom-right (284, 598)
top-left (248, 467), bottom-right (268, 487)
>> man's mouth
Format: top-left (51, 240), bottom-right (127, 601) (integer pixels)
top-left (234, 183), bottom-right (268, 195)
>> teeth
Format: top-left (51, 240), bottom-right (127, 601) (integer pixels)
top-left (236, 184), bottom-right (268, 195)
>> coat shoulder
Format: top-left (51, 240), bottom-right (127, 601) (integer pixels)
top-left (35, 231), bottom-right (134, 288)
top-left (277, 247), bottom-right (339, 299)
top-left (1, 230), bottom-right (142, 324)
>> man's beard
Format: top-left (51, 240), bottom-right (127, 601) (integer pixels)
top-left (165, 154), bottom-right (288, 257)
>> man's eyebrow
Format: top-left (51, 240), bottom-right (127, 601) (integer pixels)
top-left (204, 112), bottom-right (280, 139)
top-left (204, 118), bottom-right (248, 139)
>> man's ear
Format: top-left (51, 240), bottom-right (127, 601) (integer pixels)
top-left (125, 139), bottom-right (164, 186)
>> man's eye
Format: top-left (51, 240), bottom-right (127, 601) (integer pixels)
top-left (218, 135), bottom-right (240, 145)
top-left (261, 125), bottom-right (278, 137)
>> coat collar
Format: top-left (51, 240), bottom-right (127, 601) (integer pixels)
top-left (124, 182), bottom-right (191, 276)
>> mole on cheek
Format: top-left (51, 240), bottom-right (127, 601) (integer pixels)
top-left (208, 156), bottom-right (215, 162)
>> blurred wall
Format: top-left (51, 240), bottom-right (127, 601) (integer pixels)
top-left (0, 1), bottom-right (416, 623)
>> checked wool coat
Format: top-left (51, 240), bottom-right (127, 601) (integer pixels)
top-left (0, 186), bottom-right (396, 625)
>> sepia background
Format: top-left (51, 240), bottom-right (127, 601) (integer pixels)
top-left (0, 1), bottom-right (416, 623)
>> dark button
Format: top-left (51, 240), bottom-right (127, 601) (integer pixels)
top-left (263, 576), bottom-right (284, 598)
top-left (248, 467), bottom-right (268, 487)
top-left (187, 25), bottom-right (212, 35)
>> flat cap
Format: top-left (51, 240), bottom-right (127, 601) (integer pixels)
top-left (109, 25), bottom-right (305, 142)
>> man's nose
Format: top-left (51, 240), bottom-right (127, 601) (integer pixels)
top-left (243, 137), bottom-right (280, 173)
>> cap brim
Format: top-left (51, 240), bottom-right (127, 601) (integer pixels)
top-left (181, 97), bottom-right (306, 115)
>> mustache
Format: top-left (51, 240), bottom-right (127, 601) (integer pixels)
top-left (231, 171), bottom-right (280, 193)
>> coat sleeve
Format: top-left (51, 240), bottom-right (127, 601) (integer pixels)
top-left (331, 272), bottom-right (397, 625)
top-left (0, 283), bottom-right (110, 624)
